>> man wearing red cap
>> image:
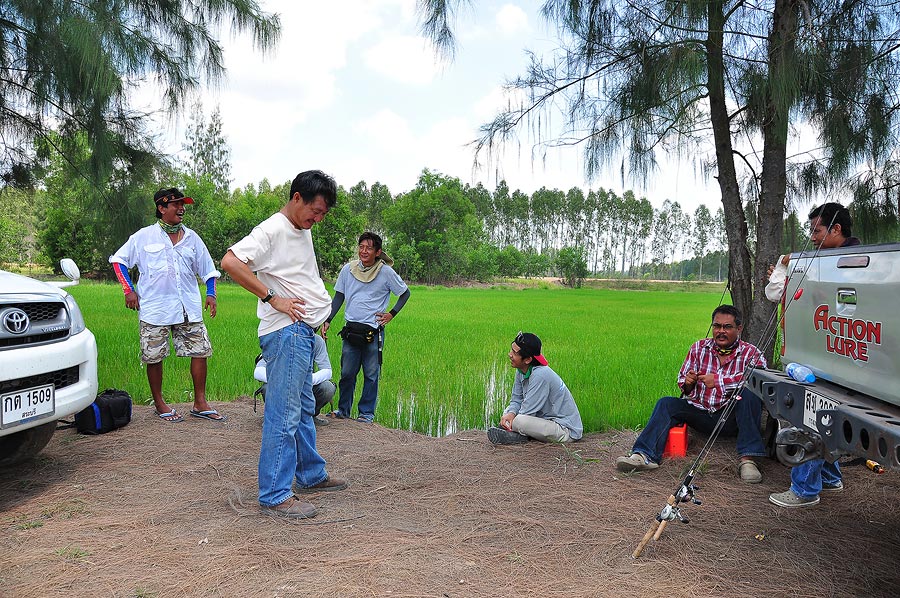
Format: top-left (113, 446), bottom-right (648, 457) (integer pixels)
top-left (110, 187), bottom-right (224, 423)
top-left (488, 332), bottom-right (583, 445)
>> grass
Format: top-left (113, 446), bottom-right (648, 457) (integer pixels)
top-left (54, 545), bottom-right (89, 560)
top-left (67, 281), bottom-right (726, 436)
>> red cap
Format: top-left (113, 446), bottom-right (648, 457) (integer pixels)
top-left (154, 187), bottom-right (194, 206)
top-left (515, 332), bottom-right (548, 366)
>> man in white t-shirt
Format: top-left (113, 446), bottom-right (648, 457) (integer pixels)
top-left (221, 170), bottom-right (347, 519)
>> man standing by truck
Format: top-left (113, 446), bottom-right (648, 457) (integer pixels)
top-left (766, 202), bottom-right (860, 302)
top-left (766, 202), bottom-right (860, 508)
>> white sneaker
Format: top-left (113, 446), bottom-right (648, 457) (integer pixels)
top-left (615, 453), bottom-right (659, 473)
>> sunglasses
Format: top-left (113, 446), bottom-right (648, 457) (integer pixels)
top-left (513, 331), bottom-right (532, 356)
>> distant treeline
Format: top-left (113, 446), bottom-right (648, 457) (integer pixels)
top-left (5, 166), bottom-right (893, 285)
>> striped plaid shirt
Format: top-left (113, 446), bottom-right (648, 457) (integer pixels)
top-left (677, 338), bottom-right (766, 412)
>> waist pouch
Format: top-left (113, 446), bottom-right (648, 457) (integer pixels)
top-left (74, 389), bottom-right (133, 434)
top-left (339, 321), bottom-right (378, 347)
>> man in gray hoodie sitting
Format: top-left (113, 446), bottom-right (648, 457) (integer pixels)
top-left (488, 332), bottom-right (584, 445)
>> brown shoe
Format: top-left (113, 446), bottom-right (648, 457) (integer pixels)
top-left (295, 476), bottom-right (348, 494)
top-left (261, 495), bottom-right (317, 519)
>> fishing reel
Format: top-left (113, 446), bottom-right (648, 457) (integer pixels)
top-left (675, 482), bottom-right (702, 506)
top-left (658, 483), bottom-right (702, 524)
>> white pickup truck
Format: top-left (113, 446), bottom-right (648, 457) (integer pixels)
top-left (0, 261), bottom-right (98, 466)
top-left (746, 242), bottom-right (900, 470)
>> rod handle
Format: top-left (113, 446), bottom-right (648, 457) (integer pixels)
top-left (632, 521), bottom-right (660, 558)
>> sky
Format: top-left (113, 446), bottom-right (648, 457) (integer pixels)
top-left (146, 0), bottom-right (723, 213)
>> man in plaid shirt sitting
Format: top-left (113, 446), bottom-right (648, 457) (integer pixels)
top-left (616, 305), bottom-right (768, 483)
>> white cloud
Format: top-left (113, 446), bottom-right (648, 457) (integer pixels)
top-left (355, 109), bottom-right (416, 151)
top-left (364, 36), bottom-right (442, 85)
top-left (128, 0), bottom-right (725, 213)
top-left (472, 84), bottom-right (529, 121)
top-left (495, 4), bottom-right (530, 35)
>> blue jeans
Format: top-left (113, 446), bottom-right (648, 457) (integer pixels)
top-left (337, 333), bottom-right (381, 420)
top-left (791, 459), bottom-right (842, 498)
top-left (632, 392), bottom-right (766, 464)
top-left (258, 322), bottom-right (327, 506)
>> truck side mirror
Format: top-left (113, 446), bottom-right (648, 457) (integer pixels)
top-left (60, 258), bottom-right (81, 282)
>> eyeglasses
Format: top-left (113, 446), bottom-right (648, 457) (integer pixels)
top-left (712, 323), bottom-right (736, 331)
top-left (358, 243), bottom-right (375, 251)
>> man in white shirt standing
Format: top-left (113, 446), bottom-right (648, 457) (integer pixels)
top-left (110, 187), bottom-right (225, 423)
top-left (221, 170), bottom-right (347, 519)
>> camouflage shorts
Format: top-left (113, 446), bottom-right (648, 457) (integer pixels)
top-left (139, 319), bottom-right (212, 363)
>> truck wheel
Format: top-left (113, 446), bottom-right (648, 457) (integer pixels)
top-left (0, 421), bottom-right (57, 468)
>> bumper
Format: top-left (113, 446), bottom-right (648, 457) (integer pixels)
top-left (0, 330), bottom-right (98, 434)
top-left (746, 368), bottom-right (900, 471)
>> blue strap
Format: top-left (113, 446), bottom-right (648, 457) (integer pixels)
top-left (91, 403), bottom-right (101, 432)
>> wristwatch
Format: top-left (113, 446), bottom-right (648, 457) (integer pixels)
top-left (261, 288), bottom-right (276, 303)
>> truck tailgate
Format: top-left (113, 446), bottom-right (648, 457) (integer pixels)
top-left (783, 242), bottom-right (900, 408)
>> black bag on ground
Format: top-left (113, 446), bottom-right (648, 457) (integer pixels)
top-left (339, 321), bottom-right (378, 347)
top-left (74, 389), bottom-right (133, 434)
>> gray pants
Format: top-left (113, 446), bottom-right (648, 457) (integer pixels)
top-left (512, 414), bottom-right (573, 443)
top-left (313, 380), bottom-right (336, 416)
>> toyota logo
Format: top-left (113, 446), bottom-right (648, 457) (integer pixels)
top-left (2, 308), bottom-right (30, 334)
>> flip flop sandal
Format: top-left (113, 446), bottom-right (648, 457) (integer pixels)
top-left (156, 409), bottom-right (184, 423)
top-left (190, 409), bottom-right (227, 422)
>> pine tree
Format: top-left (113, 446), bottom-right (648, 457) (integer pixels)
top-left (417, 0), bottom-right (900, 345)
top-left (0, 0), bottom-right (279, 187)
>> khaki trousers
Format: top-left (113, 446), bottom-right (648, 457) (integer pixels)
top-left (511, 414), bottom-right (573, 443)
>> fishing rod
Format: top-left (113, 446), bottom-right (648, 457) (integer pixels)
top-left (632, 208), bottom-right (839, 558)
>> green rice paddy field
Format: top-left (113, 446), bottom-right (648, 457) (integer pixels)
top-left (67, 282), bottom-right (727, 436)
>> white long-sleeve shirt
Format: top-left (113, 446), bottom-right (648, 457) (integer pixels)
top-left (254, 334), bottom-right (332, 385)
top-left (110, 223), bottom-right (219, 326)
top-left (765, 256), bottom-right (789, 303)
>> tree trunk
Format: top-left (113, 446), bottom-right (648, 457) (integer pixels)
top-left (707, 2), bottom-right (753, 329)
top-left (751, 0), bottom-right (799, 359)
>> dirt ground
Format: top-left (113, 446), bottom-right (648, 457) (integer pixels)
top-left (2, 398), bottom-right (899, 598)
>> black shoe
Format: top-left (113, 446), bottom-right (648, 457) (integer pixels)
top-left (487, 426), bottom-right (529, 445)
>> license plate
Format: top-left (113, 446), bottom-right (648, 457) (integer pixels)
top-left (803, 389), bottom-right (836, 430)
top-left (1, 384), bottom-right (55, 428)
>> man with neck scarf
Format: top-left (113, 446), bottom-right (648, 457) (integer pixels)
top-left (616, 305), bottom-right (767, 483)
top-left (109, 187), bottom-right (224, 423)
top-left (322, 232), bottom-right (410, 423)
